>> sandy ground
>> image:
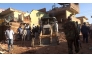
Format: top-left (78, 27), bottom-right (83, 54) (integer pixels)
top-left (0, 33), bottom-right (92, 54)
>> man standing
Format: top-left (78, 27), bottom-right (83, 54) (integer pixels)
top-left (55, 21), bottom-right (58, 35)
top-left (62, 14), bottom-right (80, 54)
top-left (5, 26), bottom-right (14, 52)
top-left (27, 28), bottom-right (31, 40)
top-left (22, 27), bottom-right (27, 46)
top-left (17, 26), bottom-right (23, 40)
top-left (81, 22), bottom-right (89, 43)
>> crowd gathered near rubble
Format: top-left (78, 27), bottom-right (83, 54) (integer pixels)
top-left (0, 14), bottom-right (92, 54)
top-left (4, 23), bottom-right (42, 53)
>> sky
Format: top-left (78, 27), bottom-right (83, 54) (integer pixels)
top-left (0, 3), bottom-right (92, 24)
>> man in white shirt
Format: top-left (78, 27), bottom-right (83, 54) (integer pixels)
top-left (55, 21), bottom-right (58, 32)
top-left (54, 21), bottom-right (58, 36)
top-left (26, 23), bottom-right (30, 29)
top-left (5, 26), bottom-right (14, 52)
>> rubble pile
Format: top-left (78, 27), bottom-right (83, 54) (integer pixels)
top-left (0, 32), bottom-right (92, 54)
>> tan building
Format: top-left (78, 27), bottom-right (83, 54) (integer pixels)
top-left (0, 8), bottom-right (30, 23)
top-left (47, 3), bottom-right (79, 21)
top-left (30, 9), bottom-right (49, 28)
top-left (47, 3), bottom-right (80, 30)
top-left (72, 15), bottom-right (81, 24)
top-left (0, 8), bottom-right (31, 33)
top-left (77, 16), bottom-right (88, 25)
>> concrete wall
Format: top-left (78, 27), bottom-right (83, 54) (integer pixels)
top-left (56, 13), bottom-right (66, 22)
top-left (4, 12), bottom-right (14, 18)
top-left (66, 10), bottom-right (72, 19)
top-left (83, 18), bottom-right (87, 23)
top-left (0, 9), bottom-right (30, 22)
top-left (77, 17), bottom-right (87, 25)
top-left (3, 12), bottom-right (14, 21)
top-left (14, 11), bottom-right (21, 19)
top-left (0, 19), bottom-right (4, 25)
top-left (30, 10), bottom-right (49, 28)
top-left (66, 10), bottom-right (81, 24)
top-left (66, 10), bottom-right (87, 24)
top-left (72, 16), bottom-right (81, 24)
top-left (24, 13), bottom-right (29, 16)
top-left (14, 11), bottom-right (29, 21)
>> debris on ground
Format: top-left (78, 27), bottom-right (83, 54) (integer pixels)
top-left (0, 33), bottom-right (92, 54)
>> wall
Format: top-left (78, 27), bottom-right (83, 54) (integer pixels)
top-left (66, 10), bottom-right (72, 19)
top-left (77, 17), bottom-right (87, 25)
top-left (14, 11), bottom-right (21, 19)
top-left (79, 18), bottom-right (83, 25)
top-left (3, 12), bottom-right (14, 21)
top-left (23, 15), bottom-right (31, 23)
top-left (66, 10), bottom-right (81, 24)
top-left (4, 12), bottom-right (14, 18)
top-left (14, 11), bottom-right (29, 21)
top-left (24, 13), bottom-right (30, 16)
top-left (83, 18), bottom-right (87, 23)
top-left (55, 13), bottom-right (66, 30)
top-left (0, 19), bottom-right (4, 25)
top-left (72, 16), bottom-right (81, 24)
top-left (30, 10), bottom-right (49, 28)
top-left (56, 13), bottom-right (66, 23)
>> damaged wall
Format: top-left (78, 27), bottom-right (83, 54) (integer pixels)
top-left (30, 10), bottom-right (49, 28)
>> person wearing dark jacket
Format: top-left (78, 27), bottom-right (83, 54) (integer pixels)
top-left (76, 21), bottom-right (80, 34)
top-left (32, 27), bottom-right (35, 38)
top-left (62, 14), bottom-right (80, 54)
top-left (81, 22), bottom-right (89, 43)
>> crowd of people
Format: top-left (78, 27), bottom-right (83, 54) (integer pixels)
top-left (17, 24), bottom-right (41, 40)
top-left (62, 14), bottom-right (92, 54)
top-left (4, 23), bottom-right (41, 52)
top-left (4, 14), bottom-right (92, 53)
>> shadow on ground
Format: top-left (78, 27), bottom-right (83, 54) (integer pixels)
top-left (20, 41), bottom-right (68, 54)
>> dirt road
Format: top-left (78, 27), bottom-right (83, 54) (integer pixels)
top-left (0, 33), bottom-right (92, 54)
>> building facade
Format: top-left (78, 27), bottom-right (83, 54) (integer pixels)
top-left (77, 16), bottom-right (88, 25)
top-left (0, 8), bottom-right (30, 23)
top-left (47, 3), bottom-right (88, 30)
top-left (30, 10), bottom-right (49, 28)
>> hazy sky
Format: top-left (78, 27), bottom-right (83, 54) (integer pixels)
top-left (0, 3), bottom-right (92, 24)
